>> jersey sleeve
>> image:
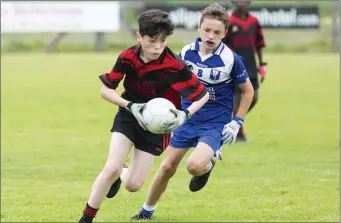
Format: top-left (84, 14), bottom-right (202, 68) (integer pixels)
top-left (255, 19), bottom-right (265, 49)
top-left (99, 54), bottom-right (126, 89)
top-left (171, 66), bottom-right (207, 101)
top-left (230, 53), bottom-right (249, 84)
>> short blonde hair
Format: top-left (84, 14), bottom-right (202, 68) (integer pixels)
top-left (200, 3), bottom-right (229, 30)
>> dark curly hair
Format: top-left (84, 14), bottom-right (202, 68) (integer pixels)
top-left (138, 9), bottom-right (175, 39)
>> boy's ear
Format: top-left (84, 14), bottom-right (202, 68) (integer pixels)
top-left (136, 32), bottom-right (142, 42)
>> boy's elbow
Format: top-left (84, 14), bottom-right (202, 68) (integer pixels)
top-left (247, 86), bottom-right (255, 98)
top-left (198, 91), bottom-right (209, 103)
top-left (244, 81), bottom-right (254, 95)
top-left (100, 85), bottom-right (109, 99)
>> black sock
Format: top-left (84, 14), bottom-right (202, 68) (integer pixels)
top-left (82, 203), bottom-right (99, 220)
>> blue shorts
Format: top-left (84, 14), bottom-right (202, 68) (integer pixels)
top-left (169, 122), bottom-right (225, 152)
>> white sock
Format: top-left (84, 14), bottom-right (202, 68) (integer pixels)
top-left (143, 202), bottom-right (156, 211)
top-left (202, 160), bottom-right (213, 175)
top-left (120, 166), bottom-right (128, 184)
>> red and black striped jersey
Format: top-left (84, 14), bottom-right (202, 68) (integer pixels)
top-left (99, 45), bottom-right (207, 109)
top-left (222, 11), bottom-right (265, 79)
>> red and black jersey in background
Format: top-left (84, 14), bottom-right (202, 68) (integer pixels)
top-left (222, 11), bottom-right (265, 79)
top-left (99, 45), bottom-right (207, 110)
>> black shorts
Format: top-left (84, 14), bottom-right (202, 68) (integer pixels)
top-left (234, 78), bottom-right (259, 94)
top-left (111, 110), bottom-right (171, 156)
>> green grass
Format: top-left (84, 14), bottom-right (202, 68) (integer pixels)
top-left (1, 52), bottom-right (340, 222)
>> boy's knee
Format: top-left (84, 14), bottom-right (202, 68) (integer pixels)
top-left (160, 161), bottom-right (177, 178)
top-left (124, 181), bottom-right (144, 192)
top-left (102, 164), bottom-right (122, 181)
top-left (186, 158), bottom-right (204, 176)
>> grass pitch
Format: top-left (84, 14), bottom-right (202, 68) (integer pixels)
top-left (1, 52), bottom-right (339, 222)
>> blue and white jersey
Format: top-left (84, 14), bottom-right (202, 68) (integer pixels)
top-left (180, 38), bottom-right (249, 124)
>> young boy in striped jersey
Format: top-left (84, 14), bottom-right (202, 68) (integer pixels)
top-left (131, 3), bottom-right (254, 220)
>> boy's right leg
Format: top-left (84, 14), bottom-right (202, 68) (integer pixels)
top-left (79, 132), bottom-right (133, 223)
top-left (109, 118), bottom-right (169, 197)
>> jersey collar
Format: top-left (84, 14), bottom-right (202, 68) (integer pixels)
top-left (191, 37), bottom-right (224, 56)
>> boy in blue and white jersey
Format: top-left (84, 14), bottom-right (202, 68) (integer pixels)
top-left (131, 3), bottom-right (254, 220)
top-left (179, 36), bottom-right (248, 144)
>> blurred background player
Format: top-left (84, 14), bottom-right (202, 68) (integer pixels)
top-left (79, 9), bottom-right (209, 223)
top-left (131, 3), bottom-right (254, 220)
top-left (222, 0), bottom-right (267, 142)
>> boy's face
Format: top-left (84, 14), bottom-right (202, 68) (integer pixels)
top-left (235, 0), bottom-right (249, 12)
top-left (198, 17), bottom-right (227, 51)
top-left (136, 32), bottom-right (167, 61)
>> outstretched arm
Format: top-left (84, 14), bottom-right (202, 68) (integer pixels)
top-left (235, 79), bottom-right (254, 119)
top-left (186, 91), bottom-right (209, 116)
top-left (100, 85), bottom-right (130, 109)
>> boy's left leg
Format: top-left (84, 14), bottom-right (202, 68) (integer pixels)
top-left (187, 143), bottom-right (216, 192)
top-left (106, 150), bottom-right (155, 198)
top-left (120, 147), bottom-right (156, 192)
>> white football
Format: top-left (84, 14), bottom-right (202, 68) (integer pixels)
top-left (142, 98), bottom-right (176, 134)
